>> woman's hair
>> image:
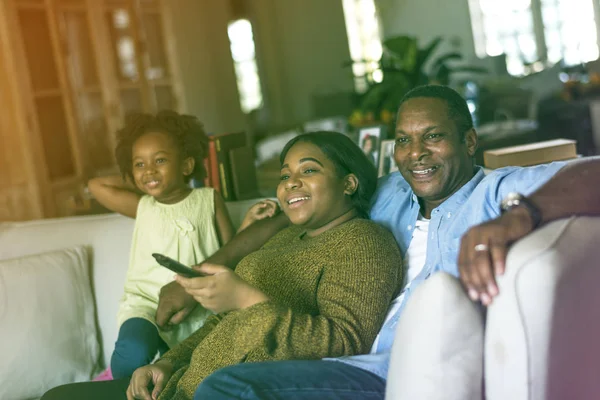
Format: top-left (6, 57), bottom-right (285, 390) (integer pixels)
top-left (115, 110), bottom-right (208, 183)
top-left (279, 131), bottom-right (378, 218)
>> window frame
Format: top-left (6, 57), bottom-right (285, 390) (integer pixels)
top-left (469, 0), bottom-right (600, 76)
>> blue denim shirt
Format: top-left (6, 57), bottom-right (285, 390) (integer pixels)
top-left (328, 162), bottom-right (566, 379)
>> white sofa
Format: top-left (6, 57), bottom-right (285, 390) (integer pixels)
top-left (1, 200), bottom-right (599, 400)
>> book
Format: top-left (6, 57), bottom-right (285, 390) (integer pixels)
top-left (212, 132), bottom-right (247, 200)
top-left (483, 139), bottom-right (578, 169)
top-left (202, 157), bottom-right (211, 187)
top-left (207, 139), bottom-right (221, 193)
top-left (229, 146), bottom-right (261, 200)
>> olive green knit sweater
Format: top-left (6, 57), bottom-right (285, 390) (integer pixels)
top-left (159, 218), bottom-right (402, 400)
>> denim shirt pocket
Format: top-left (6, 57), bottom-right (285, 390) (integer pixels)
top-left (441, 237), bottom-right (462, 276)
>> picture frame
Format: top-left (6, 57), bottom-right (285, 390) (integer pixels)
top-left (378, 139), bottom-right (399, 177)
top-left (357, 125), bottom-right (387, 167)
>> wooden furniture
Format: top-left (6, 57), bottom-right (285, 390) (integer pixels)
top-left (0, 0), bottom-right (184, 221)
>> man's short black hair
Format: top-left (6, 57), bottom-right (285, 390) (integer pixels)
top-left (397, 85), bottom-right (474, 138)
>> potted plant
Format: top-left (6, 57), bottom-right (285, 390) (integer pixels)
top-left (348, 35), bottom-right (487, 128)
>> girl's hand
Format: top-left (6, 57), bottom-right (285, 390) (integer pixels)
top-left (175, 264), bottom-right (268, 314)
top-left (237, 200), bottom-right (280, 233)
top-left (126, 359), bottom-right (173, 400)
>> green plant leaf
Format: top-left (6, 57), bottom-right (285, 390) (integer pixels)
top-left (417, 37), bottom-right (442, 67)
top-left (431, 52), bottom-right (463, 71)
top-left (383, 36), bottom-right (418, 72)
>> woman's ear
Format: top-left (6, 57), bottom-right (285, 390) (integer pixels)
top-left (344, 174), bottom-right (359, 196)
top-left (182, 157), bottom-right (195, 176)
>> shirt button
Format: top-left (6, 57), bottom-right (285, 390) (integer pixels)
top-left (407, 225), bottom-right (412, 230)
top-left (447, 212), bottom-right (452, 218)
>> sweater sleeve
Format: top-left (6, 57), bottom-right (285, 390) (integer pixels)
top-left (159, 314), bottom-right (222, 370)
top-left (220, 224), bottom-right (402, 361)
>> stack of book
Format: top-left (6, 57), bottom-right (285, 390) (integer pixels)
top-left (203, 132), bottom-right (261, 201)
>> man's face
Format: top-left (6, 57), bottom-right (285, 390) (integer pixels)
top-left (394, 97), bottom-right (477, 216)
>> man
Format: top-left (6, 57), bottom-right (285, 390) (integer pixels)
top-left (156, 85), bottom-right (598, 399)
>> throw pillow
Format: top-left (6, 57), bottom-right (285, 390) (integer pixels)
top-left (0, 246), bottom-right (100, 400)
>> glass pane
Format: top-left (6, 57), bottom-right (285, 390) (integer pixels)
top-left (17, 9), bottom-right (60, 92)
top-left (34, 96), bottom-right (76, 179)
top-left (542, 6), bottom-right (559, 28)
top-left (76, 92), bottom-right (112, 170)
top-left (141, 12), bottom-right (169, 80)
top-left (62, 11), bottom-right (99, 88)
top-left (105, 9), bottom-right (139, 82)
top-left (120, 88), bottom-right (143, 118)
top-left (547, 46), bottom-right (563, 63)
top-left (518, 34), bottom-right (537, 62)
top-left (154, 85), bottom-right (175, 111)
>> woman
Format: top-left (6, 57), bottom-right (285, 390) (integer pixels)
top-left (42, 131), bottom-right (402, 400)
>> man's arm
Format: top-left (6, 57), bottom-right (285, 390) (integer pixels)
top-left (155, 213), bottom-right (290, 329)
top-left (459, 158), bottom-right (600, 305)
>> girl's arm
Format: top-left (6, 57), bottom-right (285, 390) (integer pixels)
top-left (237, 200), bottom-right (280, 233)
top-left (88, 175), bottom-right (142, 218)
top-left (213, 190), bottom-right (235, 246)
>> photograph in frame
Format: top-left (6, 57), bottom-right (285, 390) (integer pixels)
top-left (378, 139), bottom-right (399, 177)
top-left (357, 125), bottom-right (386, 167)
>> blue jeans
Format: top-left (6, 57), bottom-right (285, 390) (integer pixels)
top-left (194, 360), bottom-right (386, 400)
top-left (110, 318), bottom-right (168, 379)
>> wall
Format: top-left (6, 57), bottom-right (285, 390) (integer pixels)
top-left (167, 0), bottom-right (247, 134)
top-left (168, 0), bottom-right (355, 133)
top-left (248, 0), bottom-right (355, 128)
top-left (376, 0), bottom-right (477, 62)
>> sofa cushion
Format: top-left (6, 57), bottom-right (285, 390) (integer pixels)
top-left (0, 246), bottom-right (100, 400)
top-left (386, 272), bottom-right (484, 400)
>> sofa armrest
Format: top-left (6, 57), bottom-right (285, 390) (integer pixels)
top-left (485, 216), bottom-right (600, 400)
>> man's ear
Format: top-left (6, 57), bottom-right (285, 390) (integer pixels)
top-left (465, 128), bottom-right (478, 157)
top-left (344, 174), bottom-right (359, 196)
top-left (182, 157), bottom-right (195, 176)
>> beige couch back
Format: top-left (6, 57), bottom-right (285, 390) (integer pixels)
top-left (0, 198), bottom-right (262, 368)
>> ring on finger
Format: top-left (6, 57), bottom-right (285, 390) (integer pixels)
top-left (474, 243), bottom-right (489, 252)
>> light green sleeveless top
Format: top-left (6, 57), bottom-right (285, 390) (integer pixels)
top-left (116, 188), bottom-right (220, 348)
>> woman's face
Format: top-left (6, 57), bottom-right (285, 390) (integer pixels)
top-left (277, 142), bottom-right (354, 235)
top-left (362, 137), bottom-right (373, 153)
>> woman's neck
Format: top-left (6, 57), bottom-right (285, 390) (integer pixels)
top-left (304, 208), bottom-right (359, 239)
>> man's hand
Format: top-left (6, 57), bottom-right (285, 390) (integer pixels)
top-left (458, 207), bottom-right (534, 306)
top-left (175, 264), bottom-right (268, 314)
top-left (155, 281), bottom-right (197, 330)
top-left (126, 360), bottom-right (173, 400)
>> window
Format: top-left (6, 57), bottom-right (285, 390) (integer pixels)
top-left (342, 0), bottom-right (383, 93)
top-left (469, 0), bottom-right (600, 76)
top-left (227, 19), bottom-right (263, 114)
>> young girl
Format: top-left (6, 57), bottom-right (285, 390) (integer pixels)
top-left (88, 111), bottom-right (234, 380)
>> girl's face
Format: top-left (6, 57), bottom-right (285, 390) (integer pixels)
top-left (131, 131), bottom-right (193, 204)
top-left (277, 142), bottom-right (355, 237)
